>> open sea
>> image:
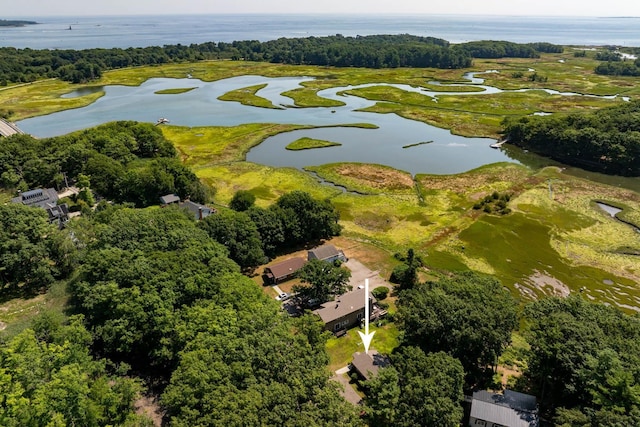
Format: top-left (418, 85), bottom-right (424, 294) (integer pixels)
top-left (2, 14), bottom-right (640, 49)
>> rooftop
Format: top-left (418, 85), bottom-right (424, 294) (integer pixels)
top-left (179, 200), bottom-right (215, 220)
top-left (471, 390), bottom-right (538, 427)
top-left (313, 288), bottom-right (375, 324)
top-left (351, 351), bottom-right (390, 381)
top-left (308, 244), bottom-right (343, 261)
top-left (265, 257), bottom-right (306, 279)
top-left (11, 188), bottom-right (59, 209)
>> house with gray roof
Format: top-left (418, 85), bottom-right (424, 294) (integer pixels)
top-left (262, 257), bottom-right (306, 285)
top-left (469, 390), bottom-right (538, 427)
top-left (160, 193), bottom-right (180, 205)
top-left (313, 288), bottom-right (375, 334)
top-left (308, 244), bottom-right (347, 264)
top-left (350, 350), bottom-right (390, 381)
top-left (12, 188), bottom-right (59, 209)
top-left (179, 200), bottom-right (216, 220)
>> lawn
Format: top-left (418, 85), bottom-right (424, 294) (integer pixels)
top-left (325, 322), bottom-right (400, 372)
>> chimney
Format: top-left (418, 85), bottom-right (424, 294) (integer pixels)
top-left (198, 206), bottom-right (203, 220)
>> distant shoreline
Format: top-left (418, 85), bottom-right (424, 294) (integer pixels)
top-left (0, 20), bottom-right (38, 27)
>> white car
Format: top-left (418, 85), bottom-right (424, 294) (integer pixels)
top-left (276, 292), bottom-right (291, 301)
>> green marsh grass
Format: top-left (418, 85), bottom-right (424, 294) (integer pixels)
top-left (286, 137), bottom-right (342, 150)
top-left (218, 83), bottom-right (283, 109)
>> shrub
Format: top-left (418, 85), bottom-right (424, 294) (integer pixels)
top-left (372, 286), bottom-right (389, 300)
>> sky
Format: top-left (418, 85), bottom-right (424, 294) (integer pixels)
top-left (6, 0), bottom-right (640, 17)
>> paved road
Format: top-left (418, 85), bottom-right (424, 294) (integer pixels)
top-left (0, 118), bottom-right (24, 137)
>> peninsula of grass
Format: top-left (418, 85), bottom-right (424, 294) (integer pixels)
top-left (154, 87), bottom-right (197, 94)
top-left (281, 84), bottom-right (346, 108)
top-left (286, 137), bottom-right (341, 150)
top-left (217, 83), bottom-right (283, 109)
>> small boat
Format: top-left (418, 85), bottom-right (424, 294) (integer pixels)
top-left (156, 118), bottom-right (170, 125)
top-left (67, 25), bottom-right (72, 30)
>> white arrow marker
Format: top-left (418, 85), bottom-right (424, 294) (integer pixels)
top-left (358, 278), bottom-right (375, 354)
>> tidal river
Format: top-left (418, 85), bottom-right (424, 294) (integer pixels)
top-left (16, 73), bottom-right (626, 176)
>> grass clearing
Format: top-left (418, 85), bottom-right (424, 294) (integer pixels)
top-left (0, 280), bottom-right (69, 339)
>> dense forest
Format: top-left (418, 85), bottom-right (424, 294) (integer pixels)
top-left (503, 100), bottom-right (640, 176)
top-left (0, 35), bottom-right (562, 84)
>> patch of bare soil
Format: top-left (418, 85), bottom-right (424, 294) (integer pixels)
top-left (335, 164), bottom-right (414, 191)
top-left (135, 394), bottom-right (164, 427)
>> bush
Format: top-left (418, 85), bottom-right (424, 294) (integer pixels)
top-left (372, 286), bottom-right (389, 300)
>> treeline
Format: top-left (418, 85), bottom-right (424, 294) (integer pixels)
top-left (0, 19), bottom-right (37, 27)
top-left (234, 34), bottom-right (471, 69)
top-left (503, 101), bottom-right (640, 176)
top-left (0, 35), bottom-right (564, 84)
top-left (0, 121), bottom-right (207, 206)
top-left (593, 48), bottom-right (640, 76)
top-left (453, 40), bottom-right (563, 59)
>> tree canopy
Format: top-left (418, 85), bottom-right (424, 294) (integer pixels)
top-left (0, 121), bottom-right (207, 206)
top-left (364, 347), bottom-right (464, 427)
top-left (522, 295), bottom-right (640, 424)
top-left (0, 314), bottom-right (149, 426)
top-left (397, 271), bottom-right (518, 386)
top-left (0, 204), bottom-right (75, 296)
top-left (293, 258), bottom-right (351, 303)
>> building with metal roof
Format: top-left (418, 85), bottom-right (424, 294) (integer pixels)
top-left (469, 390), bottom-right (538, 427)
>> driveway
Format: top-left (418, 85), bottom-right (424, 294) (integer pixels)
top-left (331, 368), bottom-right (362, 405)
top-left (344, 258), bottom-right (392, 292)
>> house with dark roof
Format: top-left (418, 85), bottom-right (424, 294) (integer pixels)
top-left (179, 200), bottom-right (216, 221)
top-left (46, 204), bottom-right (70, 226)
top-left (469, 390), bottom-right (538, 427)
top-left (11, 188), bottom-right (70, 228)
top-left (160, 193), bottom-right (180, 205)
top-left (308, 244), bottom-right (347, 264)
top-left (313, 288), bottom-right (375, 334)
top-left (350, 351), bottom-right (390, 381)
top-left (12, 188), bottom-right (59, 209)
top-left (262, 257), bottom-right (306, 285)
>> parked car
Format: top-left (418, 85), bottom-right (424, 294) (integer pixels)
top-left (276, 292), bottom-right (291, 301)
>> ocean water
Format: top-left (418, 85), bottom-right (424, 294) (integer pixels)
top-left (2, 14), bottom-right (640, 50)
